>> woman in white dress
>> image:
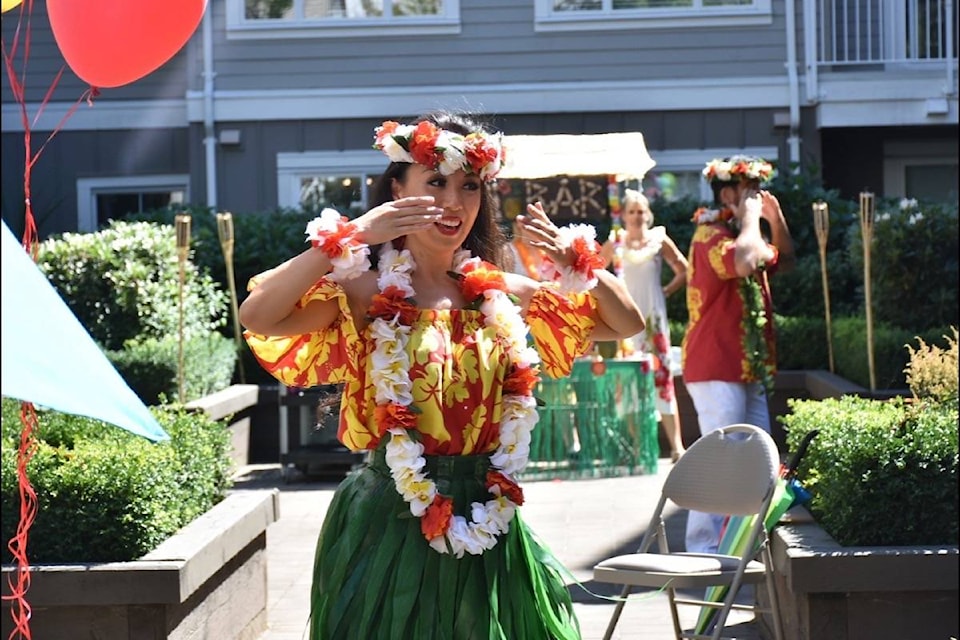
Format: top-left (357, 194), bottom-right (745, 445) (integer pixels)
top-left (601, 189), bottom-right (689, 461)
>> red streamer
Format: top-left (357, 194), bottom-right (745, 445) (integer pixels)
top-left (2, 405), bottom-right (39, 640)
top-left (1, 2), bottom-right (96, 637)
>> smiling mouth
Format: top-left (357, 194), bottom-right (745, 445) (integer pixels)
top-left (435, 218), bottom-right (462, 234)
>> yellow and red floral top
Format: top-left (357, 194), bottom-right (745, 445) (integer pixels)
top-left (244, 276), bottom-right (596, 456)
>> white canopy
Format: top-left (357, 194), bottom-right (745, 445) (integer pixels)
top-left (498, 132), bottom-right (655, 181)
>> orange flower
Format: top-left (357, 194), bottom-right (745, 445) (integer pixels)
top-left (368, 286), bottom-right (418, 324)
top-left (460, 263), bottom-right (506, 301)
top-left (409, 121), bottom-right (442, 168)
top-left (503, 364), bottom-right (540, 396)
top-left (463, 133), bottom-right (499, 175)
top-left (486, 470), bottom-right (524, 506)
top-left (312, 216), bottom-right (358, 258)
top-left (421, 495), bottom-right (453, 541)
top-left (571, 237), bottom-right (605, 275)
top-left (374, 120), bottom-right (401, 147)
top-left (374, 402), bottom-right (418, 435)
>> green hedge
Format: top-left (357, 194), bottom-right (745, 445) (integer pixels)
top-left (781, 395), bottom-right (958, 546)
top-left (107, 333), bottom-right (237, 405)
top-left (36, 220), bottom-right (239, 401)
top-left (1, 398), bottom-right (233, 563)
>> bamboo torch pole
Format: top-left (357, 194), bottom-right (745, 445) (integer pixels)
top-left (858, 191), bottom-right (876, 391)
top-left (216, 212), bottom-right (246, 383)
top-left (812, 201), bottom-right (835, 373)
top-left (175, 213), bottom-right (192, 403)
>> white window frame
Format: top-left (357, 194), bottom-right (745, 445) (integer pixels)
top-left (277, 149), bottom-right (388, 211)
top-left (534, 0), bottom-right (772, 32)
top-left (77, 175), bottom-right (190, 232)
top-left (642, 146), bottom-right (779, 202)
top-left (227, 0), bottom-right (461, 40)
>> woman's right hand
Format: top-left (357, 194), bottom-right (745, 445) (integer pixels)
top-left (352, 196), bottom-right (443, 245)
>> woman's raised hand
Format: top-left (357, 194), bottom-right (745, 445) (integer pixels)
top-left (517, 201), bottom-right (574, 269)
top-left (352, 196), bottom-right (443, 245)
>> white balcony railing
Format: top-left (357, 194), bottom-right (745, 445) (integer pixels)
top-left (804, 0), bottom-right (957, 100)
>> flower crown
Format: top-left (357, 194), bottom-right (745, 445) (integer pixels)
top-left (702, 155), bottom-right (775, 184)
top-left (373, 120), bottom-right (506, 182)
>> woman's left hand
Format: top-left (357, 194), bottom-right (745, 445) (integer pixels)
top-left (517, 202), bottom-right (574, 269)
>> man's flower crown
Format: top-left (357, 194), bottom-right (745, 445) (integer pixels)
top-left (373, 120), bottom-right (506, 182)
top-left (702, 155), bottom-right (775, 184)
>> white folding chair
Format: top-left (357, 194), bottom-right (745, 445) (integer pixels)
top-left (593, 423), bottom-right (785, 640)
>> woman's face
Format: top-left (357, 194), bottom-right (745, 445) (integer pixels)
top-left (622, 200), bottom-right (651, 230)
top-left (393, 164), bottom-right (483, 251)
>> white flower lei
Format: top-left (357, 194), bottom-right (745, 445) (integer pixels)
top-left (377, 246), bottom-right (540, 558)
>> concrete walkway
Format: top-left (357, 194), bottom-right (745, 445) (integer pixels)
top-left (234, 459), bottom-right (764, 640)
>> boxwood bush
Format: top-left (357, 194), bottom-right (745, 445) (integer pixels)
top-left (780, 330), bottom-right (958, 546)
top-left (1, 398), bottom-right (234, 563)
top-left (36, 220), bottom-right (238, 401)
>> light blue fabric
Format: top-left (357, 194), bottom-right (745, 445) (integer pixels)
top-left (0, 220), bottom-right (168, 442)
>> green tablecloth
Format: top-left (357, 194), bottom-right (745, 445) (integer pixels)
top-left (523, 357), bottom-right (659, 480)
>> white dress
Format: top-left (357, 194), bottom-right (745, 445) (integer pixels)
top-left (616, 226), bottom-right (677, 412)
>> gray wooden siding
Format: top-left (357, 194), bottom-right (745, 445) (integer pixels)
top-left (2, 1), bottom-right (801, 104)
top-left (209, 1), bottom-right (791, 92)
top-left (1, 128), bottom-right (190, 237)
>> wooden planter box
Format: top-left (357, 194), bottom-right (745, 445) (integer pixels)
top-left (1, 383), bottom-right (274, 640)
top-left (1, 489), bottom-right (279, 640)
top-left (186, 383), bottom-right (260, 469)
top-left (766, 508), bottom-right (959, 640)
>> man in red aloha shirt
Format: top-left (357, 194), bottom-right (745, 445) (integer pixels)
top-left (681, 155), bottom-right (795, 554)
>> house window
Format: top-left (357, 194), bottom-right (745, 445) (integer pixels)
top-left (77, 175), bottom-right (190, 232)
top-left (229, 0), bottom-right (461, 39)
top-left (535, 0), bottom-right (771, 31)
top-left (277, 150), bottom-right (387, 216)
top-left (883, 140), bottom-right (959, 203)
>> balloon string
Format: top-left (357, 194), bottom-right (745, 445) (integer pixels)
top-left (1, 404), bottom-right (39, 640)
top-left (1, 3), bottom-right (93, 637)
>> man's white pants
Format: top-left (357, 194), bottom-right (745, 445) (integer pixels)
top-left (684, 381), bottom-right (770, 553)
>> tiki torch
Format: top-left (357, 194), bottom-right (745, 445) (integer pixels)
top-left (175, 213), bottom-right (191, 404)
top-left (216, 212), bottom-right (246, 383)
top-left (858, 191), bottom-right (876, 391)
top-left (812, 201), bottom-right (834, 373)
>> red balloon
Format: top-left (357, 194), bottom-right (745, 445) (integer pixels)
top-left (47, 0), bottom-right (207, 89)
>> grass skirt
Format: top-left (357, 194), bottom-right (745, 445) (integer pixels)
top-left (309, 445), bottom-right (581, 639)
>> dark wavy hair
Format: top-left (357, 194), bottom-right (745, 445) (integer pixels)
top-left (367, 111), bottom-right (507, 268)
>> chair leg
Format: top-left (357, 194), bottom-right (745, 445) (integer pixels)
top-left (666, 589), bottom-right (684, 640)
top-left (762, 548), bottom-right (786, 640)
top-left (602, 584), bottom-right (633, 640)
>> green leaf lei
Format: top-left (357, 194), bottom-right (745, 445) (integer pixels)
top-left (739, 269), bottom-right (775, 395)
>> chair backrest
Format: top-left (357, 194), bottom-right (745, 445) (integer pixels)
top-left (662, 424), bottom-right (780, 516)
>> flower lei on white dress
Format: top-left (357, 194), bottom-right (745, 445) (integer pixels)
top-left (373, 245), bottom-right (542, 558)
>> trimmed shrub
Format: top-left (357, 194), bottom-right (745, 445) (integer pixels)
top-left (36, 220), bottom-right (238, 401)
top-left (781, 395), bottom-right (958, 546)
top-left (1, 398), bottom-right (233, 563)
top-left (847, 198), bottom-right (959, 332)
top-left (107, 333), bottom-right (238, 405)
top-left (37, 220), bottom-right (229, 351)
